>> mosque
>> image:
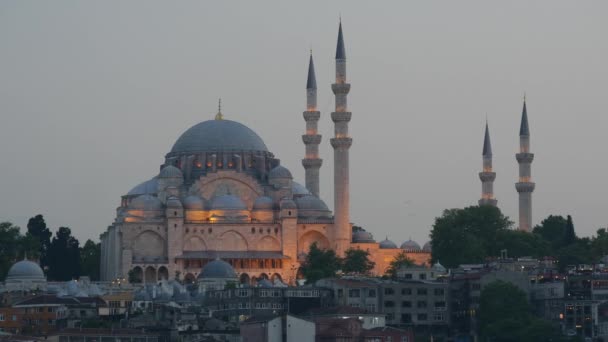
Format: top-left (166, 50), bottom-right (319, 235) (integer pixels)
top-left (99, 22), bottom-right (431, 284)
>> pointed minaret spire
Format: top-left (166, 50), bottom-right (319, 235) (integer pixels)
top-left (479, 120), bottom-right (497, 207)
top-left (302, 51), bottom-right (322, 197)
top-left (215, 98), bottom-right (224, 120)
top-left (331, 20), bottom-right (352, 256)
top-left (515, 95), bottom-right (535, 231)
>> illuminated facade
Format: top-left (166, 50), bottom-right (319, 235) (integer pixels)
top-left (100, 22), bottom-right (430, 284)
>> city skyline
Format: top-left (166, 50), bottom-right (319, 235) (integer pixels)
top-left (0, 1), bottom-right (606, 245)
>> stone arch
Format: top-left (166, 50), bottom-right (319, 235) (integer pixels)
top-left (240, 273), bottom-right (250, 285)
top-left (218, 230), bottom-right (248, 251)
top-left (157, 266), bottom-right (169, 280)
top-left (192, 172), bottom-right (264, 210)
top-left (132, 230), bottom-right (165, 260)
top-left (183, 236), bottom-right (208, 251)
top-left (271, 273), bottom-right (282, 283)
top-left (131, 266), bottom-right (143, 283)
top-left (144, 266), bottom-right (156, 283)
top-left (258, 236), bottom-right (281, 251)
top-left (258, 273), bottom-right (269, 280)
top-left (298, 230), bottom-right (330, 255)
top-left (184, 273), bottom-right (195, 284)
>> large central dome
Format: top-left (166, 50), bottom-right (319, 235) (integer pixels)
top-left (170, 119), bottom-right (268, 154)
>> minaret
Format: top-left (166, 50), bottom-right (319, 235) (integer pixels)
top-left (515, 97), bottom-right (535, 232)
top-left (330, 21), bottom-right (352, 256)
top-left (479, 121), bottom-right (497, 206)
top-left (302, 52), bottom-right (322, 197)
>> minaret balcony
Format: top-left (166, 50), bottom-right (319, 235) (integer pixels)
top-left (331, 112), bottom-right (352, 123)
top-left (516, 153), bottom-right (534, 163)
top-left (330, 137), bottom-right (353, 149)
top-left (515, 182), bottom-right (536, 193)
top-left (302, 135), bottom-right (322, 145)
top-left (302, 158), bottom-right (323, 168)
top-left (303, 111), bottom-right (320, 121)
top-left (478, 172), bottom-right (496, 182)
top-left (331, 83), bottom-right (351, 95)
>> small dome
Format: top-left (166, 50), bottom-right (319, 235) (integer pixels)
top-left (295, 195), bottom-right (330, 211)
top-left (130, 194), bottom-right (163, 210)
top-left (253, 196), bottom-right (274, 210)
top-left (6, 260), bottom-right (45, 281)
top-left (211, 195), bottom-right (247, 210)
top-left (433, 262), bottom-right (447, 273)
top-left (184, 195), bottom-right (207, 210)
top-left (352, 230), bottom-right (375, 243)
top-left (379, 238), bottom-right (398, 249)
top-left (401, 239), bottom-right (421, 251)
top-left (257, 279), bottom-right (273, 288)
top-left (269, 165), bottom-right (293, 179)
top-left (423, 241), bottom-right (432, 252)
top-left (292, 182), bottom-right (311, 196)
top-left (280, 198), bottom-right (297, 210)
top-left (127, 177), bottom-right (159, 196)
top-left (159, 165), bottom-right (183, 179)
top-left (166, 196), bottom-right (183, 209)
top-left (198, 259), bottom-right (237, 279)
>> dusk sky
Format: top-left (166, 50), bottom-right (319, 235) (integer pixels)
top-left (0, 1), bottom-right (606, 245)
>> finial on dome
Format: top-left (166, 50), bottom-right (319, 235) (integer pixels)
top-left (215, 98), bottom-right (224, 120)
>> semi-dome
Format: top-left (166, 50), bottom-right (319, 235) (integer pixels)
top-left (210, 194), bottom-right (247, 210)
top-left (253, 196), bottom-right (274, 210)
top-left (127, 177), bottom-right (159, 196)
top-left (294, 195), bottom-right (330, 211)
top-left (269, 165), bottom-right (293, 179)
top-left (6, 260), bottom-right (45, 282)
top-left (198, 259), bottom-right (238, 279)
top-left (171, 120), bottom-right (268, 154)
top-left (184, 195), bottom-right (207, 210)
top-left (280, 198), bottom-right (297, 210)
top-left (130, 194), bottom-right (163, 210)
top-left (292, 182), bottom-right (311, 196)
top-left (423, 241), bottom-right (432, 252)
top-left (379, 238), bottom-right (398, 249)
top-left (159, 165), bottom-right (183, 178)
top-left (166, 196), bottom-right (183, 209)
top-left (352, 230), bottom-right (375, 243)
top-left (401, 239), bottom-right (421, 251)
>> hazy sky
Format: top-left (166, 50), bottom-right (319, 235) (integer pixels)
top-left (1, 1), bottom-right (606, 246)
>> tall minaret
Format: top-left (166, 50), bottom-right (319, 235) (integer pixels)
top-left (479, 121), bottom-right (497, 206)
top-left (302, 52), bottom-right (322, 197)
top-left (515, 97), bottom-right (535, 231)
top-left (330, 21), bottom-right (352, 256)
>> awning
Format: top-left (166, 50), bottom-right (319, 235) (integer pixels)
top-left (176, 251), bottom-right (290, 260)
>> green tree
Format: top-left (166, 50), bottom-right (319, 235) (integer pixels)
top-left (386, 251), bottom-right (415, 279)
top-left (494, 230), bottom-right (551, 258)
top-left (47, 227), bottom-right (81, 280)
top-left (557, 238), bottom-right (593, 271)
top-left (430, 206), bottom-right (512, 268)
top-left (562, 215), bottom-right (577, 246)
top-left (300, 242), bottom-right (342, 284)
top-left (0, 222), bottom-right (21, 279)
top-left (80, 240), bottom-right (100, 280)
top-left (533, 215), bottom-right (568, 250)
top-left (26, 215), bottom-right (52, 269)
top-left (591, 228), bottom-right (608, 259)
top-left (342, 248), bottom-right (375, 275)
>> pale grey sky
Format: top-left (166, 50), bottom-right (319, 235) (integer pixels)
top-left (0, 1), bottom-right (606, 246)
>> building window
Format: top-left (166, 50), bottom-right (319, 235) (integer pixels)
top-left (417, 288), bottom-right (427, 295)
top-left (400, 314), bottom-right (411, 323)
top-left (401, 288), bottom-right (412, 295)
top-left (434, 288), bottom-right (445, 296)
top-left (0, 314), bottom-right (4, 321)
top-left (417, 314), bottom-right (428, 321)
top-left (366, 304), bottom-right (376, 312)
top-left (384, 288), bottom-right (395, 295)
top-left (338, 289), bottom-right (343, 298)
top-left (252, 227), bottom-right (255, 234)
top-left (472, 283), bottom-right (481, 290)
top-left (384, 301), bottom-right (395, 308)
top-left (349, 289), bottom-right (361, 298)
top-left (417, 301), bottom-right (427, 308)
top-left (404, 273), bottom-right (413, 279)
top-left (368, 289), bottom-right (377, 297)
top-left (434, 301), bottom-right (446, 309)
top-left (401, 301), bottom-right (411, 308)
top-left (433, 313), bottom-right (444, 321)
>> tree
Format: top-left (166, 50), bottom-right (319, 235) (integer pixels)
top-left (47, 227), bottom-right (81, 281)
top-left (562, 215), bottom-right (577, 246)
top-left (80, 240), bottom-right (100, 280)
top-left (26, 215), bottom-right (52, 269)
top-left (494, 230), bottom-right (551, 259)
top-left (430, 206), bottom-right (512, 268)
top-left (591, 228), bottom-right (608, 259)
top-left (533, 215), bottom-right (568, 250)
top-left (386, 251), bottom-right (415, 279)
top-left (299, 242), bottom-right (342, 284)
top-left (342, 248), bottom-right (375, 275)
top-left (0, 222), bottom-right (21, 279)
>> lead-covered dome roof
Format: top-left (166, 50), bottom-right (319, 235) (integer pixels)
top-left (171, 120), bottom-right (268, 154)
top-left (184, 195), bottom-right (207, 210)
top-left (130, 194), bottom-right (163, 210)
top-left (211, 194), bottom-right (247, 210)
top-left (352, 230), bottom-right (375, 243)
top-left (401, 239), bottom-right (421, 251)
top-left (379, 238), bottom-right (398, 249)
top-left (6, 260), bottom-right (45, 282)
top-left (127, 177), bottom-right (159, 196)
top-left (198, 259), bottom-right (238, 279)
top-left (253, 196), bottom-right (274, 210)
top-left (159, 165), bottom-right (183, 178)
